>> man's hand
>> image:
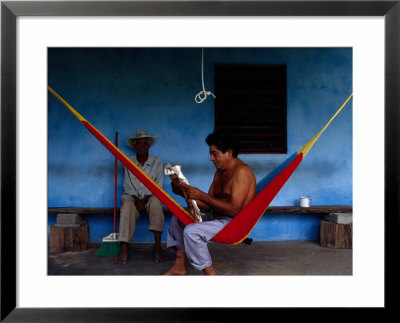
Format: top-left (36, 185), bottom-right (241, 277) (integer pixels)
top-left (134, 195), bottom-right (151, 212)
top-left (171, 178), bottom-right (184, 196)
top-left (180, 183), bottom-right (205, 201)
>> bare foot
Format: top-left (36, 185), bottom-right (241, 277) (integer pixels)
top-left (114, 242), bottom-right (129, 265)
top-left (203, 265), bottom-right (218, 275)
top-left (162, 262), bottom-right (187, 275)
top-left (153, 248), bottom-right (168, 263)
top-left (162, 251), bottom-right (186, 275)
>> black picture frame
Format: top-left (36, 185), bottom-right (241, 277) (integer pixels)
top-left (1, 1), bottom-right (399, 321)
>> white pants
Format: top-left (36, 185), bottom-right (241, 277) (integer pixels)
top-left (166, 212), bottom-right (231, 271)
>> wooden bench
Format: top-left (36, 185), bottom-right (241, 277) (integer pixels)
top-left (49, 205), bottom-right (353, 249)
top-left (48, 205), bottom-right (352, 215)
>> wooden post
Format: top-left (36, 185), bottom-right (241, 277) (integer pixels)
top-left (320, 220), bottom-right (352, 249)
top-left (50, 223), bottom-right (89, 253)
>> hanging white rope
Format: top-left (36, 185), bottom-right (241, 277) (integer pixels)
top-left (195, 48), bottom-right (216, 104)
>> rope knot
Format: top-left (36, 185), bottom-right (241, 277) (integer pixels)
top-left (195, 90), bottom-right (216, 104)
top-left (194, 48), bottom-right (216, 104)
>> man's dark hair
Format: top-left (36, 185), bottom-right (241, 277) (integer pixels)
top-left (205, 130), bottom-right (239, 158)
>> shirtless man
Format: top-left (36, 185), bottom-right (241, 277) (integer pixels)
top-left (163, 131), bottom-right (256, 275)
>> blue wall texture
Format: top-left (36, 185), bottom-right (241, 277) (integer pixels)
top-left (48, 48), bottom-right (352, 242)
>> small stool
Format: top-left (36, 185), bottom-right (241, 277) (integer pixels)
top-left (49, 213), bottom-right (89, 252)
top-left (320, 213), bottom-right (352, 249)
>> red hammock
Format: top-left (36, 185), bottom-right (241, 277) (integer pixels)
top-left (48, 86), bottom-right (352, 245)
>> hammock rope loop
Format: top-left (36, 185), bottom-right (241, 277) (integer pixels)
top-left (194, 48), bottom-right (216, 104)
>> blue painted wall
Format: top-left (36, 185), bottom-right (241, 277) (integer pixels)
top-left (48, 48), bottom-right (352, 242)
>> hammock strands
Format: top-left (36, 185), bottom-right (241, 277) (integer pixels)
top-left (214, 89), bottom-right (352, 244)
top-left (48, 86), bottom-right (197, 226)
top-left (48, 86), bottom-right (352, 245)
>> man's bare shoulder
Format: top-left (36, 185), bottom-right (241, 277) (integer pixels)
top-left (236, 159), bottom-right (256, 178)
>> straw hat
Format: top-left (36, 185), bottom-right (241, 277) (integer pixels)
top-left (127, 130), bottom-right (157, 148)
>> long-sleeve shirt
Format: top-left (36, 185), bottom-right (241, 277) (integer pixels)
top-left (122, 154), bottom-right (164, 199)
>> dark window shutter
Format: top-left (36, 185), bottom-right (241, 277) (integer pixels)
top-left (214, 64), bottom-right (287, 154)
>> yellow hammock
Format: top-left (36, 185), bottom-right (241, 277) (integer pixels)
top-left (48, 86), bottom-right (352, 245)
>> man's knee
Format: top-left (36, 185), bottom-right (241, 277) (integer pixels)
top-left (121, 198), bottom-right (138, 218)
top-left (183, 224), bottom-right (204, 243)
top-left (147, 196), bottom-right (163, 211)
top-left (147, 197), bottom-right (164, 220)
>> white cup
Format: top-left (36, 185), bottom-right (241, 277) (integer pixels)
top-left (300, 197), bottom-right (311, 207)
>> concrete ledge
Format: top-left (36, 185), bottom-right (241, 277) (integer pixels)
top-left (54, 213), bottom-right (88, 227)
top-left (56, 213), bottom-right (83, 224)
top-left (323, 213), bottom-right (352, 224)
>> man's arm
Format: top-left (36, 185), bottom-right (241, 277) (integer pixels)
top-left (171, 177), bottom-right (213, 212)
top-left (181, 166), bottom-right (255, 217)
top-left (123, 167), bottom-right (139, 197)
top-left (154, 157), bottom-right (164, 188)
top-left (186, 181), bottom-right (215, 212)
top-left (142, 157), bottom-right (163, 200)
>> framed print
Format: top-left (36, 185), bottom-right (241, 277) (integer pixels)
top-left (2, 0), bottom-right (399, 321)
